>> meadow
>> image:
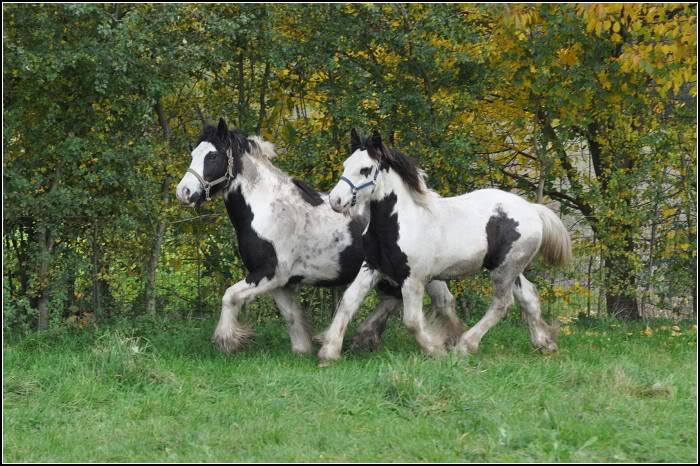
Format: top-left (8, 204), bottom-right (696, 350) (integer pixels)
top-left (4, 314), bottom-right (697, 462)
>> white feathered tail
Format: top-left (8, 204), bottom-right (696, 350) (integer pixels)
top-left (533, 204), bottom-right (572, 266)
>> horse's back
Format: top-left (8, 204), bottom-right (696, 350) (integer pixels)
top-left (424, 188), bottom-right (544, 273)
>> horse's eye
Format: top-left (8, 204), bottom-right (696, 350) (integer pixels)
top-left (360, 167), bottom-right (372, 177)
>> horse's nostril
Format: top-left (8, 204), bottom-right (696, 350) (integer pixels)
top-left (183, 187), bottom-right (191, 199)
top-left (189, 191), bottom-right (202, 207)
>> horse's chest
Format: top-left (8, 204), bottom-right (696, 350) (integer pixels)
top-left (225, 187), bottom-right (278, 284)
top-left (363, 195), bottom-right (411, 286)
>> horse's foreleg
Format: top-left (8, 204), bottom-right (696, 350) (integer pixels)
top-left (402, 278), bottom-right (445, 354)
top-left (214, 276), bottom-right (282, 353)
top-left (350, 294), bottom-right (400, 352)
top-left (318, 264), bottom-right (379, 365)
top-left (271, 287), bottom-right (313, 354)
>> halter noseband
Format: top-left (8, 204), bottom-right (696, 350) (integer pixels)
top-left (187, 146), bottom-right (235, 201)
top-left (340, 164), bottom-right (380, 206)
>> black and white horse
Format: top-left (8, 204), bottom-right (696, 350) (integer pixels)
top-left (175, 119), bottom-right (461, 354)
top-left (318, 129), bottom-right (571, 364)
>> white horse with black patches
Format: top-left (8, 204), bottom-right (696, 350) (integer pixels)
top-left (317, 129), bottom-right (571, 364)
top-left (176, 119), bottom-right (461, 354)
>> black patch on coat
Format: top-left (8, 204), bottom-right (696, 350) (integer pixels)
top-left (224, 185), bottom-right (278, 286)
top-left (291, 178), bottom-right (324, 207)
top-left (288, 275), bottom-right (304, 285)
top-left (362, 192), bottom-right (411, 286)
top-left (376, 279), bottom-right (402, 299)
top-left (198, 125), bottom-right (250, 197)
top-left (359, 167), bottom-right (373, 177)
top-left (482, 207), bottom-right (521, 271)
top-left (314, 217), bottom-right (367, 287)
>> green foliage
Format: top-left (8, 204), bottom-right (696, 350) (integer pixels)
top-left (3, 3), bottom-right (697, 329)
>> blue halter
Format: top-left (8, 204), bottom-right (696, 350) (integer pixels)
top-left (340, 164), bottom-right (380, 206)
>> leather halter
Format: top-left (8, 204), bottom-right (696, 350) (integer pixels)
top-left (187, 146), bottom-right (235, 201)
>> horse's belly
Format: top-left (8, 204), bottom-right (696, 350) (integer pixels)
top-left (432, 255), bottom-right (484, 281)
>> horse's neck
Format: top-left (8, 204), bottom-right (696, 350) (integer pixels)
top-left (224, 155), bottom-right (283, 231)
top-left (374, 170), bottom-right (425, 222)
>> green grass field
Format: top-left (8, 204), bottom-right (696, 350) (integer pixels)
top-left (3, 315), bottom-right (697, 462)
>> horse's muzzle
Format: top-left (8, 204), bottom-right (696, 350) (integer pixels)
top-left (189, 191), bottom-right (203, 208)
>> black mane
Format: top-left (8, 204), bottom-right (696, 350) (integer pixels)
top-left (361, 135), bottom-right (426, 195)
top-left (198, 124), bottom-right (255, 178)
top-left (198, 124), bottom-right (252, 157)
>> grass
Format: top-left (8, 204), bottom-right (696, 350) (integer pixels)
top-left (3, 314), bottom-right (697, 462)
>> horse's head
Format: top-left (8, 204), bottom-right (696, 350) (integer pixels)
top-left (176, 118), bottom-right (247, 208)
top-left (330, 128), bottom-right (432, 214)
top-left (329, 128), bottom-right (384, 214)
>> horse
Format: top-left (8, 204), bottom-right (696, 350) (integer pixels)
top-left (317, 128), bottom-right (571, 364)
top-left (175, 119), bottom-right (462, 354)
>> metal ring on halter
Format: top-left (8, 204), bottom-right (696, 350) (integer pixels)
top-left (187, 147), bottom-right (234, 201)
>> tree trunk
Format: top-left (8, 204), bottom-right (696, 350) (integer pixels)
top-left (144, 99), bottom-right (172, 315)
top-left (604, 238), bottom-right (640, 320)
top-left (145, 207), bottom-right (167, 315)
top-left (91, 223), bottom-right (102, 319)
top-left (256, 61), bottom-right (271, 134)
top-left (238, 51), bottom-right (246, 128)
top-left (36, 225), bottom-right (55, 330)
top-left (585, 122), bottom-right (641, 320)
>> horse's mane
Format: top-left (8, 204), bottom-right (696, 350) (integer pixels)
top-left (247, 135), bottom-right (277, 160)
top-left (198, 125), bottom-right (277, 161)
top-left (362, 136), bottom-right (437, 208)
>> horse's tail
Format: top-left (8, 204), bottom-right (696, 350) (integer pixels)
top-left (533, 204), bottom-right (572, 267)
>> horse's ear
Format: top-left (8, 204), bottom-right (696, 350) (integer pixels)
top-left (217, 118), bottom-right (229, 141)
top-left (369, 130), bottom-right (382, 148)
top-left (350, 128), bottom-right (362, 151)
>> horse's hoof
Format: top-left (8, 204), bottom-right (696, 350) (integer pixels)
top-left (291, 345), bottom-right (313, 355)
top-left (451, 340), bottom-right (477, 356)
top-left (213, 324), bottom-right (252, 353)
top-left (537, 342), bottom-right (559, 354)
top-left (350, 332), bottom-right (382, 352)
top-left (318, 345), bottom-right (341, 365)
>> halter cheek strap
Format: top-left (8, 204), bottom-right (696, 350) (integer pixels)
top-left (187, 147), bottom-right (235, 201)
top-left (340, 164), bottom-right (380, 206)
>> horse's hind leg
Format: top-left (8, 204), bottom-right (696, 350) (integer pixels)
top-left (350, 293), bottom-right (400, 352)
top-left (455, 271), bottom-right (515, 355)
top-left (513, 274), bottom-right (559, 353)
top-left (425, 281), bottom-right (463, 347)
top-left (270, 287), bottom-right (313, 354)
